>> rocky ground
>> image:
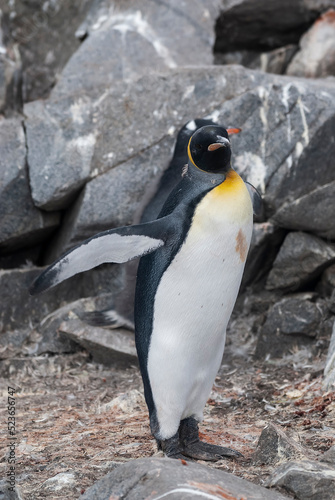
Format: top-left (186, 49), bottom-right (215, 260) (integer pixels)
top-left (1, 1), bottom-right (335, 499)
top-left (0, 317), bottom-right (334, 499)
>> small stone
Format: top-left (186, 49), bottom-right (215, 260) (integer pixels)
top-left (253, 423), bottom-right (307, 465)
top-left (102, 390), bottom-right (145, 414)
top-left (43, 472), bottom-right (76, 492)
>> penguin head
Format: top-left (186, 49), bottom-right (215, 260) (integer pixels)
top-left (187, 125), bottom-right (232, 174)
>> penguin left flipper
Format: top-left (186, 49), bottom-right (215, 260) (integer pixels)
top-left (29, 219), bottom-right (169, 295)
top-left (245, 181), bottom-right (263, 218)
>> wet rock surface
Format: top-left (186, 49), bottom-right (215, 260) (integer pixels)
top-left (1, 1), bottom-right (335, 498)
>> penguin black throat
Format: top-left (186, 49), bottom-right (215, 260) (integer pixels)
top-left (187, 125), bottom-right (232, 174)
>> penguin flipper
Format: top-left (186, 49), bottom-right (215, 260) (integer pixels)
top-left (30, 221), bottom-right (166, 295)
top-left (245, 181), bottom-right (263, 217)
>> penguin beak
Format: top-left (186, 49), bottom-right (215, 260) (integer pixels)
top-left (208, 137), bottom-right (230, 152)
top-left (227, 127), bottom-right (242, 135)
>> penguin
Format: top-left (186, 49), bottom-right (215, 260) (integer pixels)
top-left (84, 118), bottom-right (219, 330)
top-left (30, 124), bottom-right (261, 461)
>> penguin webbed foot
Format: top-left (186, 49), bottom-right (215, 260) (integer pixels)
top-left (179, 417), bottom-right (243, 462)
top-left (158, 433), bottom-right (185, 460)
top-left (182, 441), bottom-right (242, 462)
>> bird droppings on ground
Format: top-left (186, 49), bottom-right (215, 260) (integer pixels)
top-left (0, 347), bottom-right (334, 499)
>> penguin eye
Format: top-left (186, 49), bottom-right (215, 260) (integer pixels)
top-left (195, 143), bottom-right (202, 151)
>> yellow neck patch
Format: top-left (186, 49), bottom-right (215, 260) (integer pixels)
top-left (187, 137), bottom-right (197, 168)
top-left (213, 168), bottom-right (245, 195)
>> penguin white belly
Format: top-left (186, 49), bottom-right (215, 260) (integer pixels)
top-left (147, 170), bottom-right (253, 439)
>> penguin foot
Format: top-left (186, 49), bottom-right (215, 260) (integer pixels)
top-left (179, 417), bottom-right (243, 462)
top-left (181, 441), bottom-right (242, 462)
top-left (159, 433), bottom-right (185, 460)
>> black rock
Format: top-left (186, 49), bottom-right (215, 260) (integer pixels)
top-left (287, 9), bottom-right (335, 78)
top-left (255, 293), bottom-right (325, 359)
top-left (214, 0), bottom-right (323, 53)
top-left (266, 232), bottom-right (335, 292)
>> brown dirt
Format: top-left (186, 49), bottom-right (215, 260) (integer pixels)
top-left (1, 335), bottom-right (334, 499)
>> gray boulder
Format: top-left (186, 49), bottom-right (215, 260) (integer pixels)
top-left (2, 0), bottom-right (94, 102)
top-left (214, 0), bottom-right (331, 54)
top-left (24, 294), bottom-right (115, 355)
top-left (261, 296), bottom-right (324, 337)
top-left (25, 65), bottom-right (335, 257)
top-left (321, 445), bottom-right (335, 465)
top-left (0, 117), bottom-right (60, 252)
top-left (255, 293), bottom-right (326, 359)
top-left (242, 222), bottom-right (286, 288)
top-left (54, 0), bottom-right (220, 98)
top-left (59, 318), bottom-right (137, 367)
top-left (0, 52), bottom-right (20, 113)
top-left (24, 0), bottom-right (221, 211)
top-left (266, 459), bottom-right (335, 500)
top-left (45, 137), bottom-right (176, 260)
top-left (287, 9), bottom-right (335, 78)
top-left (0, 265), bottom-right (122, 333)
top-left (266, 232), bottom-right (335, 291)
top-left (272, 181), bottom-right (335, 240)
top-left (80, 457), bottom-right (290, 500)
top-left (215, 44), bottom-right (298, 75)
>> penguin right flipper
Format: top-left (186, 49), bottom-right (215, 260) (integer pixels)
top-left (30, 219), bottom-right (168, 295)
top-left (245, 181), bottom-right (263, 218)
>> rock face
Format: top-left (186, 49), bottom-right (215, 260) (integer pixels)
top-left (80, 457), bottom-right (289, 500)
top-left (266, 232), bottom-right (335, 292)
top-left (214, 1), bottom-right (335, 78)
top-left (0, 117), bottom-right (60, 252)
top-left (287, 9), bottom-right (335, 78)
top-left (2, 0), bottom-right (94, 102)
top-left (2, 1), bottom-right (335, 497)
top-left (254, 293), bottom-right (327, 359)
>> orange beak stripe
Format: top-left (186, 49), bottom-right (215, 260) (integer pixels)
top-left (227, 127), bottom-right (242, 135)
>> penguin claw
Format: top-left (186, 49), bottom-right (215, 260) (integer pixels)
top-left (181, 442), bottom-right (243, 462)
